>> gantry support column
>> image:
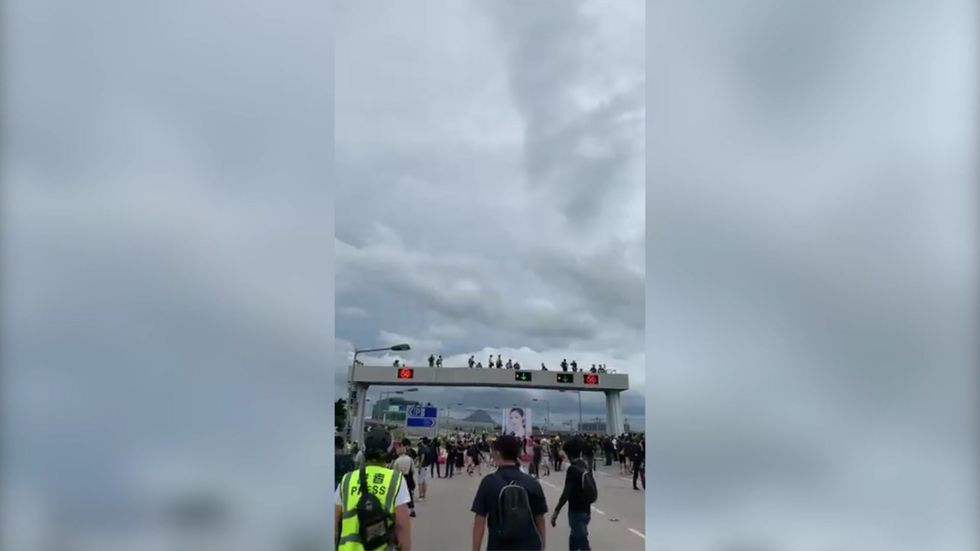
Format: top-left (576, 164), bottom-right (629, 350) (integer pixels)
top-left (604, 390), bottom-right (624, 435)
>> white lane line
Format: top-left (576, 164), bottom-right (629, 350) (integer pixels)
top-left (628, 528), bottom-right (646, 539)
top-left (540, 480), bottom-right (558, 489)
top-left (591, 506), bottom-right (605, 515)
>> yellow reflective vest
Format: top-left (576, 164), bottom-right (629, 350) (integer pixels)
top-left (338, 465), bottom-right (404, 551)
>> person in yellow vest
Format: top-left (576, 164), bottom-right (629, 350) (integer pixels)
top-left (335, 429), bottom-right (413, 551)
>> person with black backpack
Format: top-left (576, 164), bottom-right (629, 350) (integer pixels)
top-left (470, 434), bottom-right (548, 551)
top-left (335, 429), bottom-right (412, 551)
top-left (550, 437), bottom-right (597, 551)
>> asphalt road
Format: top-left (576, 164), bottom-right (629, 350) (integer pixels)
top-left (406, 459), bottom-right (646, 551)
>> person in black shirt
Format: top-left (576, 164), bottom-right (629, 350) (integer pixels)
top-left (446, 440), bottom-right (457, 478)
top-left (561, 359), bottom-right (568, 372)
top-left (551, 437), bottom-right (592, 551)
top-left (429, 354), bottom-right (436, 367)
top-left (532, 438), bottom-right (543, 479)
top-left (631, 439), bottom-right (646, 490)
top-left (582, 439), bottom-right (596, 472)
top-left (471, 435), bottom-right (548, 551)
top-left (496, 355), bottom-right (503, 369)
top-left (541, 362), bottom-right (547, 371)
top-left (469, 355), bottom-right (476, 368)
top-left (571, 360), bottom-right (578, 372)
top-left (334, 435), bottom-right (354, 489)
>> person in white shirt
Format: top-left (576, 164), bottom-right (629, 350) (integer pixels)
top-left (392, 445), bottom-right (417, 517)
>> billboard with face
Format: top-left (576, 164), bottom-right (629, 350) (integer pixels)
top-left (503, 407), bottom-right (531, 439)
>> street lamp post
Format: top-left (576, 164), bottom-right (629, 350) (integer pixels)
top-left (346, 343), bottom-right (410, 443)
top-left (560, 389), bottom-right (582, 431)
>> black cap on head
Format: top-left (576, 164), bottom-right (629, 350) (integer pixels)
top-left (364, 429), bottom-right (391, 454)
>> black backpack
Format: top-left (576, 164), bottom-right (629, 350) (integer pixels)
top-left (573, 460), bottom-right (598, 504)
top-left (495, 475), bottom-right (538, 545)
top-left (355, 466), bottom-right (394, 549)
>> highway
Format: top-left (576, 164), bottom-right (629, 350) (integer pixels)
top-left (407, 458), bottom-right (646, 551)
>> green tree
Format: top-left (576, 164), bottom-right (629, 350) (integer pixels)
top-left (335, 398), bottom-right (347, 431)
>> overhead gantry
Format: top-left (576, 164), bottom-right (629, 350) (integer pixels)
top-left (346, 365), bottom-right (629, 444)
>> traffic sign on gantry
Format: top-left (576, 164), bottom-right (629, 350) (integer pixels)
top-left (405, 404), bottom-right (438, 428)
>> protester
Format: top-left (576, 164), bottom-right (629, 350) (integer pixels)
top-left (618, 437), bottom-right (628, 475)
top-left (531, 438), bottom-right (543, 479)
top-left (445, 440), bottom-right (456, 478)
top-left (417, 437), bottom-right (431, 500)
top-left (335, 435), bottom-right (355, 489)
top-left (551, 437), bottom-right (596, 551)
top-left (469, 355), bottom-right (476, 368)
top-left (393, 442), bottom-right (418, 518)
top-left (454, 439), bottom-right (466, 474)
top-left (470, 434), bottom-right (548, 551)
top-left (429, 354), bottom-right (436, 367)
top-left (631, 437), bottom-right (646, 491)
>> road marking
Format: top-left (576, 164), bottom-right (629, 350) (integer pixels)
top-left (540, 480), bottom-right (557, 489)
top-left (591, 506), bottom-right (605, 515)
top-left (629, 528), bottom-right (646, 539)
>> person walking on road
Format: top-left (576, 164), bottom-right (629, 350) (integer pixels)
top-left (335, 428), bottom-right (412, 551)
top-left (631, 438), bottom-right (646, 491)
top-left (470, 434), bottom-right (548, 551)
top-left (393, 442), bottom-right (418, 518)
top-left (551, 437), bottom-right (597, 551)
top-left (416, 438), bottom-right (430, 500)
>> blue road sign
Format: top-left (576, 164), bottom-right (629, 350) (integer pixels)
top-left (406, 417), bottom-right (436, 428)
top-left (407, 406), bottom-right (438, 418)
top-left (406, 405), bottom-right (438, 429)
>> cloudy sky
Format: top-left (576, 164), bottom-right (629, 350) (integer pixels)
top-left (2, 1), bottom-right (333, 549)
top-left (335, 0), bottom-right (646, 425)
top-left (646, 0), bottom-right (977, 548)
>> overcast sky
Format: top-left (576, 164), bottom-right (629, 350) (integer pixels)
top-left (647, 0), bottom-right (977, 548)
top-left (335, 0), bottom-right (646, 425)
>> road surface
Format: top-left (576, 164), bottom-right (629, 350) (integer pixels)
top-left (407, 459), bottom-right (646, 551)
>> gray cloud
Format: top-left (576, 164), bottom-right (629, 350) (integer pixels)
top-left (335, 0), bottom-right (646, 411)
top-left (647, 0), bottom-right (976, 548)
top-left (2, 1), bottom-right (334, 549)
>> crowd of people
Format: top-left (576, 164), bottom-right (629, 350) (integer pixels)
top-left (335, 428), bottom-right (645, 551)
top-left (390, 353), bottom-right (613, 374)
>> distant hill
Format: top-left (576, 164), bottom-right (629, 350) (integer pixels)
top-left (462, 409), bottom-right (496, 424)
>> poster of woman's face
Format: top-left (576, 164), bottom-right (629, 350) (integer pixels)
top-left (503, 407), bottom-right (531, 439)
